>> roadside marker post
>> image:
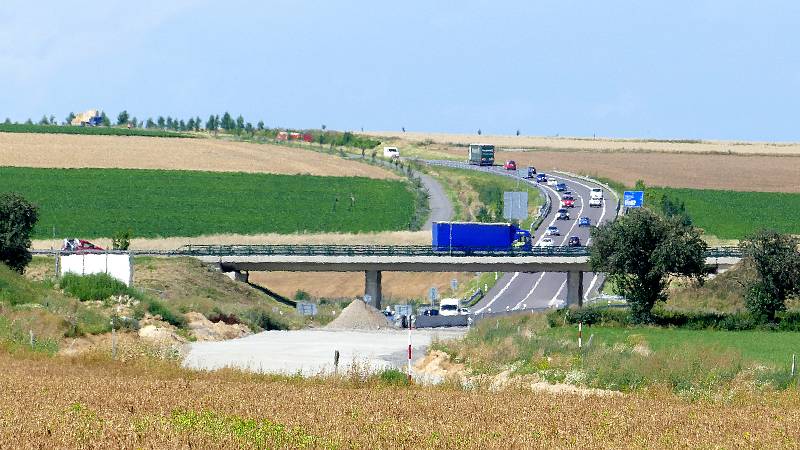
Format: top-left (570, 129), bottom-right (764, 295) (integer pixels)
top-left (792, 354), bottom-right (796, 378)
top-left (407, 320), bottom-right (413, 383)
top-left (578, 322), bottom-right (583, 350)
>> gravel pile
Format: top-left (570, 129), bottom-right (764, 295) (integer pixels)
top-left (325, 300), bottom-right (391, 330)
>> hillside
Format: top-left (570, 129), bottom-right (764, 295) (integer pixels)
top-left (0, 132), bottom-right (395, 179)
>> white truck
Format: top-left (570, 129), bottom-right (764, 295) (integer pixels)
top-left (439, 298), bottom-right (461, 316)
top-left (589, 188), bottom-right (604, 207)
top-left (383, 147), bottom-right (400, 159)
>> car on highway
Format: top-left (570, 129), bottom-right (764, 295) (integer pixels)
top-left (524, 166), bottom-right (537, 178)
top-left (555, 182), bottom-right (567, 192)
top-left (578, 217), bottom-right (591, 227)
top-left (589, 198), bottom-right (603, 208)
top-left (504, 160), bottom-right (517, 170)
top-left (546, 226), bottom-right (560, 236)
top-left (590, 187), bottom-right (604, 200)
top-left (567, 236), bottom-right (581, 247)
top-left (458, 307), bottom-right (471, 315)
top-left (422, 308), bottom-right (440, 316)
top-left (536, 173), bottom-right (548, 183)
top-left (548, 177), bottom-right (559, 186)
top-left (560, 198), bottom-right (575, 208)
top-left (538, 237), bottom-right (555, 247)
top-left (556, 208), bottom-right (571, 220)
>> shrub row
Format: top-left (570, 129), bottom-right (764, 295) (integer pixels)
top-left (547, 306), bottom-right (800, 331)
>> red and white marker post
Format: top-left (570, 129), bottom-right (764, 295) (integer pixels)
top-left (578, 322), bottom-right (583, 349)
top-left (407, 319), bottom-right (413, 383)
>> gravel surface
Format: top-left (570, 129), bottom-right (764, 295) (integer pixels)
top-left (325, 300), bottom-right (391, 330)
top-left (182, 328), bottom-right (466, 376)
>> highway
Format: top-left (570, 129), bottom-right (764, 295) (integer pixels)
top-left (425, 163), bottom-right (619, 313)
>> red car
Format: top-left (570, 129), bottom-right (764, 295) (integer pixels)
top-left (561, 198), bottom-right (575, 208)
top-left (504, 160), bottom-right (517, 170)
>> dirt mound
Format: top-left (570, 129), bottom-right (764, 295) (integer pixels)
top-left (414, 350), bottom-right (466, 379)
top-left (185, 312), bottom-right (251, 341)
top-left (325, 300), bottom-right (390, 330)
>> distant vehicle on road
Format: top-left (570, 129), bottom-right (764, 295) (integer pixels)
top-left (524, 166), bottom-right (537, 178)
top-left (383, 147), bottom-right (400, 159)
top-left (504, 160), bottom-right (517, 170)
top-left (578, 217), bottom-right (591, 227)
top-left (589, 198), bottom-right (603, 208)
top-left (536, 173), bottom-right (548, 183)
top-left (468, 143), bottom-right (495, 166)
top-left (458, 307), bottom-right (471, 315)
top-left (62, 239), bottom-right (104, 252)
top-left (548, 177), bottom-right (559, 187)
top-left (538, 237), bottom-right (555, 247)
top-left (561, 198), bottom-right (575, 208)
top-left (556, 208), bottom-right (571, 220)
top-left (590, 188), bottom-right (604, 200)
top-left (439, 298), bottom-right (461, 316)
top-left (555, 182), bottom-right (567, 192)
top-left (567, 236), bottom-right (581, 247)
top-left (546, 226), bottom-right (560, 236)
top-left (422, 309), bottom-right (440, 316)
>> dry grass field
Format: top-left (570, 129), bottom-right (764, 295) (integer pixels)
top-left (0, 132), bottom-right (395, 179)
top-left (249, 271), bottom-right (475, 300)
top-left (1, 352), bottom-right (798, 448)
top-left (367, 130), bottom-right (800, 156)
top-left (369, 131), bottom-right (800, 192)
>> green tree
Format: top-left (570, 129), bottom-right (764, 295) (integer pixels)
top-left (741, 230), bottom-right (800, 322)
top-left (590, 208), bottom-right (707, 322)
top-left (0, 193), bottom-right (38, 273)
top-left (257, 120), bottom-right (264, 131)
top-left (166, 117), bottom-right (174, 129)
top-left (38, 115), bottom-right (49, 125)
top-left (117, 110), bottom-right (129, 125)
top-left (100, 111), bottom-right (111, 126)
top-left (235, 115), bottom-right (245, 134)
top-left (245, 122), bottom-right (254, 136)
top-left (65, 112), bottom-right (76, 125)
top-left (187, 118), bottom-right (196, 131)
top-left (221, 112), bottom-right (233, 130)
top-left (3, 118), bottom-right (11, 125)
top-left (112, 229), bottom-right (132, 251)
top-left (146, 117), bottom-right (156, 128)
top-left (179, 119), bottom-right (186, 131)
top-left (206, 115), bottom-right (216, 132)
top-left (157, 116), bottom-right (166, 129)
top-left (194, 116), bottom-right (201, 131)
top-left (130, 117), bottom-right (138, 128)
top-left (24, 118), bottom-right (33, 125)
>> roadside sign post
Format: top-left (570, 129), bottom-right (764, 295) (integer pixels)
top-left (503, 191), bottom-right (529, 220)
top-left (450, 278), bottom-right (458, 292)
top-left (428, 287), bottom-right (438, 308)
top-left (622, 191), bottom-right (644, 213)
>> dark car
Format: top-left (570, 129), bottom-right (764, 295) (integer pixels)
top-left (567, 236), bottom-right (581, 247)
top-left (555, 182), bottom-right (567, 192)
top-left (423, 309), bottom-right (440, 316)
top-left (536, 173), bottom-right (547, 183)
top-left (578, 217), bottom-right (591, 227)
top-left (525, 166), bottom-right (537, 178)
top-left (556, 208), bottom-right (571, 220)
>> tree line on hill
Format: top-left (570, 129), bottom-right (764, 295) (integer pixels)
top-left (2, 113), bottom-right (380, 149)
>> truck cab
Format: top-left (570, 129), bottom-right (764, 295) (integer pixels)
top-left (439, 298), bottom-right (461, 316)
top-left (383, 147), bottom-right (400, 159)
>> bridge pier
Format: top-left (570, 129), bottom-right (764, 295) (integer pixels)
top-left (566, 271), bottom-right (583, 307)
top-left (365, 270), bottom-right (382, 309)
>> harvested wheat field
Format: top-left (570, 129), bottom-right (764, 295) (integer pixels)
top-left (250, 271), bottom-right (475, 300)
top-left (30, 231), bottom-right (430, 250)
top-left (0, 132), bottom-right (395, 179)
top-left (1, 353), bottom-right (799, 448)
top-left (367, 130), bottom-right (800, 156)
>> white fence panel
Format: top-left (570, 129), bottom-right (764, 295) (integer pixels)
top-left (59, 253), bottom-right (133, 286)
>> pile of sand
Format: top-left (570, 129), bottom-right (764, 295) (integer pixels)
top-left (185, 312), bottom-right (252, 341)
top-left (325, 300), bottom-right (390, 330)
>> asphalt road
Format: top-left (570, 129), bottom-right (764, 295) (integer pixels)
top-left (457, 168), bottom-right (619, 313)
top-left (418, 172), bottom-right (454, 230)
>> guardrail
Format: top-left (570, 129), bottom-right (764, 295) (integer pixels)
top-left (34, 245), bottom-right (743, 258)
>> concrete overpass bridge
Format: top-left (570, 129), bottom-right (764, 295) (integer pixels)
top-left (170, 244), bottom-right (742, 309)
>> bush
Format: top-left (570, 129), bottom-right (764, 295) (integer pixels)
top-left (546, 307), bottom-right (630, 327)
top-left (776, 311), bottom-right (800, 331)
top-left (745, 282), bottom-right (786, 323)
top-left (134, 298), bottom-right (186, 328)
top-left (549, 306), bottom-right (767, 331)
top-left (241, 308), bottom-right (287, 331)
top-left (377, 368), bottom-right (410, 386)
top-left (60, 273), bottom-right (130, 301)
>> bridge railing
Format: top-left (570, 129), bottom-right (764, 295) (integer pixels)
top-left (177, 244), bottom-right (594, 257)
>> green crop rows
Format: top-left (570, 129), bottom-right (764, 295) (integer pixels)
top-left (0, 123), bottom-right (190, 138)
top-left (647, 187), bottom-right (800, 239)
top-left (0, 167), bottom-right (417, 239)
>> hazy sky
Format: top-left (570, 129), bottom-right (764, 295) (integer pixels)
top-left (2, 1), bottom-right (799, 140)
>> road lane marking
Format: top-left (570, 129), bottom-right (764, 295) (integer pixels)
top-left (512, 272), bottom-right (546, 310)
top-left (474, 272), bottom-right (520, 314)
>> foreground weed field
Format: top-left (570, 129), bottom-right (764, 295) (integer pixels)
top-left (647, 187), bottom-right (800, 239)
top-left (1, 167), bottom-right (417, 239)
top-left (0, 352), bottom-right (798, 448)
top-left (0, 123), bottom-right (190, 138)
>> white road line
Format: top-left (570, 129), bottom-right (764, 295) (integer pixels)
top-left (584, 273), bottom-right (599, 301)
top-left (550, 280), bottom-right (567, 304)
top-left (512, 272), bottom-right (546, 310)
top-left (474, 272), bottom-right (520, 314)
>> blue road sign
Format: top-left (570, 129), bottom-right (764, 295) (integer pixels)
top-left (623, 191), bottom-right (644, 208)
top-left (429, 287), bottom-right (439, 301)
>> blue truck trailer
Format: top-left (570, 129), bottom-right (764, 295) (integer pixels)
top-left (432, 222), bottom-right (532, 252)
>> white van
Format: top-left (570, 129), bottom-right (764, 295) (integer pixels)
top-left (383, 147), bottom-right (400, 159)
top-left (439, 298), bottom-right (460, 316)
top-left (590, 188), bottom-right (603, 200)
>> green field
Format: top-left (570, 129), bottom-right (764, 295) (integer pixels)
top-left (0, 167), bottom-right (417, 239)
top-left (647, 187), bottom-right (800, 239)
top-left (0, 123), bottom-right (190, 138)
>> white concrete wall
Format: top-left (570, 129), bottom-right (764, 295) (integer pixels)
top-left (60, 253), bottom-right (133, 286)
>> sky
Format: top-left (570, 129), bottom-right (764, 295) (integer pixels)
top-left (1, 0), bottom-right (799, 141)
